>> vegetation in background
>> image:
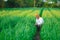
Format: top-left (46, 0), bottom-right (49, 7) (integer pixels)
top-left (0, 0), bottom-right (60, 8)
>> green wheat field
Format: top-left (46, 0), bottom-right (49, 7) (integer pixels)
top-left (0, 8), bottom-right (60, 40)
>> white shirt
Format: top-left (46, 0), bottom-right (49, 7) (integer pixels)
top-left (36, 17), bottom-right (44, 25)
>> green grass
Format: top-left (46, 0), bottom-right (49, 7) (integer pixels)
top-left (0, 8), bottom-right (60, 40)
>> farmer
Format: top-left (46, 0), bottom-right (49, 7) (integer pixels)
top-left (35, 14), bottom-right (44, 32)
top-left (34, 14), bottom-right (44, 40)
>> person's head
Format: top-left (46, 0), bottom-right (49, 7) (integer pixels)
top-left (35, 14), bottom-right (40, 19)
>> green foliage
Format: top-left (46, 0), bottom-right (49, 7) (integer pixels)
top-left (0, 10), bottom-right (36, 40)
top-left (41, 8), bottom-right (60, 40)
top-left (0, 16), bottom-right (36, 40)
top-left (0, 8), bottom-right (60, 40)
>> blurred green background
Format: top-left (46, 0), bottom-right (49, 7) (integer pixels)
top-left (0, 0), bottom-right (60, 8)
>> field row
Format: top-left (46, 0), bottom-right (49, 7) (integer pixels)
top-left (0, 8), bottom-right (60, 40)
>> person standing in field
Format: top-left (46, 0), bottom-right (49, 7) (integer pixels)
top-left (34, 14), bottom-right (44, 40)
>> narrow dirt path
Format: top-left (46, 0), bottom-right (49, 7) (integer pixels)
top-left (34, 32), bottom-right (40, 40)
top-left (33, 31), bottom-right (40, 40)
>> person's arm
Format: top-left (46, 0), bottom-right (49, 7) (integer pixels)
top-left (40, 18), bottom-right (44, 25)
top-left (42, 18), bottom-right (44, 24)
